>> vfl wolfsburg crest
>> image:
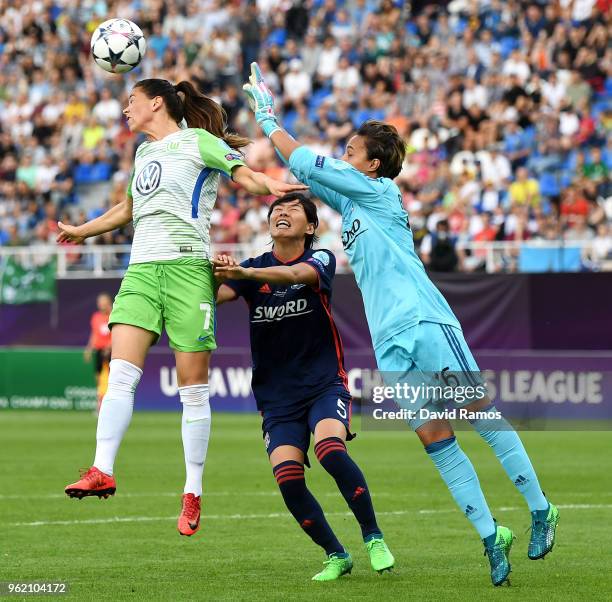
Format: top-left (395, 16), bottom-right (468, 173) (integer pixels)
top-left (135, 161), bottom-right (162, 195)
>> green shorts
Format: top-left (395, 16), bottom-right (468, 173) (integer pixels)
top-left (109, 259), bottom-right (217, 352)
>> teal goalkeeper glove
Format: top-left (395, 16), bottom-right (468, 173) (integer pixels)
top-left (242, 62), bottom-right (281, 138)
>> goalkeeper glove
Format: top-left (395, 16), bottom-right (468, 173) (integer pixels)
top-left (242, 62), bottom-right (281, 138)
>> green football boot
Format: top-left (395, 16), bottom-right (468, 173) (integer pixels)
top-left (483, 525), bottom-right (515, 586)
top-left (365, 536), bottom-right (395, 573)
top-left (312, 552), bottom-right (353, 581)
top-left (528, 502), bottom-right (559, 560)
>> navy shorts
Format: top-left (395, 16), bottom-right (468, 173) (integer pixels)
top-left (261, 387), bottom-right (354, 459)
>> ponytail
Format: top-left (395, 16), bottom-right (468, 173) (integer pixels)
top-left (134, 78), bottom-right (250, 150)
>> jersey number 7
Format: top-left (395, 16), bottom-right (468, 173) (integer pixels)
top-left (200, 302), bottom-right (212, 330)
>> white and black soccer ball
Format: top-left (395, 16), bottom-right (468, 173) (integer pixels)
top-left (91, 18), bottom-right (146, 74)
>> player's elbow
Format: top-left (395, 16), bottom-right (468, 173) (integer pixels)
top-left (119, 200), bottom-right (133, 224)
top-left (233, 166), bottom-right (258, 190)
top-left (288, 268), bottom-right (302, 285)
top-left (121, 210), bottom-right (133, 226)
top-left (290, 266), bottom-right (317, 287)
top-left (290, 265), bottom-right (318, 285)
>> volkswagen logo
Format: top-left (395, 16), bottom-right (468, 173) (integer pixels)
top-left (135, 161), bottom-right (162, 195)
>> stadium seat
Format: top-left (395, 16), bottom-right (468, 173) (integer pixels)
top-left (539, 172), bottom-right (560, 198)
top-left (351, 109), bottom-right (385, 128)
top-left (308, 86), bottom-right (332, 110)
top-left (559, 170), bottom-right (574, 189)
top-left (283, 110), bottom-right (298, 137)
top-left (500, 36), bottom-right (519, 58)
top-left (591, 99), bottom-right (611, 118)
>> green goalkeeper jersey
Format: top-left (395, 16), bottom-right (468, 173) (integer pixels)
top-left (126, 127), bottom-right (245, 264)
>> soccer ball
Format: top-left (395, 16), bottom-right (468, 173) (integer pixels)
top-left (91, 18), bottom-right (146, 74)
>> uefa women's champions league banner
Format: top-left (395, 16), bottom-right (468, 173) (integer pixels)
top-left (0, 348), bottom-right (611, 426)
top-left (138, 349), bottom-right (612, 427)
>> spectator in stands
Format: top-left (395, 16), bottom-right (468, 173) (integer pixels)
top-left (3, 223), bottom-right (26, 246)
top-left (479, 145), bottom-right (512, 190)
top-left (583, 147), bottom-right (610, 196)
top-left (292, 103), bottom-right (319, 139)
top-left (50, 159), bottom-right (75, 207)
top-left (332, 56), bottom-right (361, 95)
top-left (16, 155), bottom-right (37, 190)
top-left (82, 117), bottom-right (106, 151)
top-left (316, 35), bottom-right (341, 86)
top-left (0, 0), bottom-right (609, 275)
top-left (93, 89), bottom-right (122, 124)
top-left (565, 214), bottom-right (595, 241)
top-left (282, 59), bottom-right (311, 110)
top-left (420, 220), bottom-right (458, 273)
top-left (509, 167), bottom-right (541, 209)
top-left (473, 211), bottom-right (499, 243)
top-left (591, 222), bottom-right (612, 263)
top-left (561, 186), bottom-right (591, 224)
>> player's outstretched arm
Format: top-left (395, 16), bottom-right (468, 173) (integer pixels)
top-left (285, 146), bottom-right (385, 207)
top-left (242, 62), bottom-right (302, 164)
top-left (56, 196), bottom-right (133, 244)
top-left (243, 63), bottom-right (344, 211)
top-left (243, 62), bottom-right (382, 212)
top-left (215, 284), bottom-right (238, 306)
top-left (194, 128), bottom-right (306, 197)
top-left (231, 165), bottom-right (307, 197)
top-left (213, 254), bottom-right (318, 288)
top-left (213, 257), bottom-right (239, 305)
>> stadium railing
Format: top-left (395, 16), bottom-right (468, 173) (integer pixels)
top-left (0, 240), bottom-right (609, 278)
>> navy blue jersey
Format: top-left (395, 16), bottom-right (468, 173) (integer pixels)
top-left (224, 248), bottom-right (349, 415)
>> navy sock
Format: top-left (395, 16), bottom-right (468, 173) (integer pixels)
top-left (426, 436), bottom-right (496, 540)
top-left (273, 460), bottom-right (344, 556)
top-left (314, 437), bottom-right (381, 541)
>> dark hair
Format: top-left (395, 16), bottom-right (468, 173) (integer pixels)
top-left (134, 79), bottom-right (250, 149)
top-left (267, 193), bottom-right (319, 249)
top-left (356, 120), bottom-right (406, 179)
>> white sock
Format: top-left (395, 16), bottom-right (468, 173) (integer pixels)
top-left (93, 359), bottom-right (142, 476)
top-left (180, 384), bottom-right (211, 497)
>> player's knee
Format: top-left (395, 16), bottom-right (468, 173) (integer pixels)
top-left (424, 435), bottom-right (457, 456)
top-left (107, 358), bottom-right (142, 393)
top-left (178, 384), bottom-right (210, 407)
top-left (175, 352), bottom-right (211, 387)
top-left (314, 437), bottom-right (347, 465)
top-left (416, 419), bottom-right (454, 448)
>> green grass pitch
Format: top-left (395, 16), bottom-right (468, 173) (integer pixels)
top-left (1, 411), bottom-right (611, 601)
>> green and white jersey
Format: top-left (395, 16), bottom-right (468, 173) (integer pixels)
top-left (127, 128), bottom-right (245, 264)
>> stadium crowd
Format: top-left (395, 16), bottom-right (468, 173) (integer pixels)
top-left (0, 0), bottom-right (610, 272)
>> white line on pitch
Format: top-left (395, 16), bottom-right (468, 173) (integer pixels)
top-left (6, 510), bottom-right (447, 527)
top-left (2, 490), bottom-right (610, 502)
top-left (0, 492), bottom-right (258, 501)
top-left (7, 503), bottom-right (612, 528)
top-left (0, 491), bottom-right (420, 501)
